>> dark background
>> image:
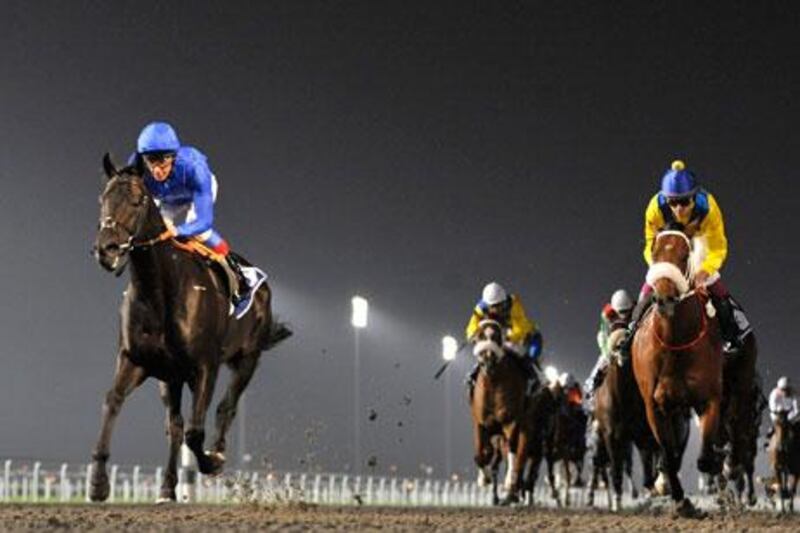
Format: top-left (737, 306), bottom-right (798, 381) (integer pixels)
top-left (1, 1), bottom-right (799, 481)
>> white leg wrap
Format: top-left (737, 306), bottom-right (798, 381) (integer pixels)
top-left (504, 452), bottom-right (517, 490)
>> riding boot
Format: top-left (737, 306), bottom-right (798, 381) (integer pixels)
top-left (618, 296), bottom-right (653, 357)
top-left (712, 295), bottom-right (744, 354)
top-left (224, 253), bottom-right (249, 304)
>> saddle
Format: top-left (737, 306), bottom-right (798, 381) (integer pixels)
top-left (168, 239), bottom-right (268, 319)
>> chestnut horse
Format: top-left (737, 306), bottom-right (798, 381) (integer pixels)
top-left (470, 319), bottom-right (532, 504)
top-left (591, 329), bottom-right (659, 510)
top-left (632, 229), bottom-right (724, 516)
top-left (769, 411), bottom-right (800, 513)
top-left (91, 155), bottom-right (291, 502)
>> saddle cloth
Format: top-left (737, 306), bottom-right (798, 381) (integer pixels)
top-left (170, 239), bottom-right (268, 320)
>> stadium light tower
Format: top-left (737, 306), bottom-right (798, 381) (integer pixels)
top-left (442, 335), bottom-right (458, 477)
top-left (351, 296), bottom-right (368, 473)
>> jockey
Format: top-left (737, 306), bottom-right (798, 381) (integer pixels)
top-left (584, 289), bottom-right (633, 408)
top-left (769, 377), bottom-right (799, 425)
top-left (465, 282), bottom-right (544, 391)
top-left (131, 122), bottom-right (249, 313)
top-left (619, 159), bottom-right (752, 355)
top-left (561, 372), bottom-right (584, 409)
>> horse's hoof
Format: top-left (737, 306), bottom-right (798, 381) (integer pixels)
top-left (199, 450), bottom-right (225, 476)
top-left (89, 472), bottom-right (110, 502)
top-left (156, 496), bottom-right (176, 504)
top-left (673, 498), bottom-right (705, 519)
top-left (500, 493), bottom-right (520, 506)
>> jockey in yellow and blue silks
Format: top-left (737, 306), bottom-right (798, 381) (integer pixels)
top-left (130, 122), bottom-right (249, 312)
top-left (620, 160), bottom-right (752, 354)
top-left (465, 282), bottom-right (544, 391)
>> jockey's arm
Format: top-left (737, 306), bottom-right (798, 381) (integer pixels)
top-left (175, 163), bottom-right (215, 238)
top-left (697, 194), bottom-right (728, 275)
top-left (465, 308), bottom-right (482, 342)
top-left (507, 296), bottom-right (535, 345)
top-left (643, 194), bottom-right (664, 266)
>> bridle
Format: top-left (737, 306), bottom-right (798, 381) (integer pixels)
top-left (648, 231), bottom-right (709, 351)
top-left (97, 176), bottom-right (172, 273)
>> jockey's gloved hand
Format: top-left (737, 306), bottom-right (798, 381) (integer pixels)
top-left (162, 218), bottom-right (177, 239)
top-left (694, 270), bottom-right (710, 290)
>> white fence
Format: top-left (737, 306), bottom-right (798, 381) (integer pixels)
top-left (0, 458), bottom-right (506, 506)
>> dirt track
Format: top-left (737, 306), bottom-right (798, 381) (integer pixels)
top-left (0, 504), bottom-right (799, 531)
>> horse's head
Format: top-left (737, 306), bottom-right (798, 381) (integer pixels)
top-left (646, 227), bottom-right (694, 317)
top-left (472, 319), bottom-right (505, 375)
top-left (93, 153), bottom-right (157, 274)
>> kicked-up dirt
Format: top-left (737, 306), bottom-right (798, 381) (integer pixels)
top-left (0, 503), bottom-right (798, 531)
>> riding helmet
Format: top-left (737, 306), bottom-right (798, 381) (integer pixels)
top-left (482, 282), bottom-right (508, 306)
top-left (610, 289), bottom-right (633, 313)
top-left (660, 159), bottom-right (698, 199)
top-left (778, 376), bottom-right (791, 390)
top-left (137, 122), bottom-right (181, 154)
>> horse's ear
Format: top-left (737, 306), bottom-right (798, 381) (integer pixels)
top-left (102, 152), bottom-right (118, 179)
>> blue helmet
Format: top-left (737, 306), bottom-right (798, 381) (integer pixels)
top-left (137, 122), bottom-right (180, 154)
top-left (660, 160), bottom-right (697, 198)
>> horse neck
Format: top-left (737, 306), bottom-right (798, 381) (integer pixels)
top-left (128, 202), bottom-right (174, 302)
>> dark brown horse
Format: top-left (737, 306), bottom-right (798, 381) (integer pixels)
top-left (632, 229), bottom-right (724, 517)
top-left (90, 154), bottom-right (290, 502)
top-left (591, 329), bottom-right (659, 510)
top-left (542, 381), bottom-right (588, 507)
top-left (769, 411), bottom-right (800, 513)
top-left (469, 319), bottom-right (531, 504)
top-left (715, 335), bottom-right (760, 506)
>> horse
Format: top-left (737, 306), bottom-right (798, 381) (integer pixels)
top-left (632, 229), bottom-right (724, 517)
top-left (541, 380), bottom-right (588, 507)
top-left (90, 154), bottom-right (291, 502)
top-left (469, 319), bottom-right (533, 505)
top-left (714, 336), bottom-right (761, 506)
top-left (768, 411), bottom-right (800, 513)
top-left (590, 329), bottom-right (659, 510)
top-left (520, 383), bottom-right (558, 506)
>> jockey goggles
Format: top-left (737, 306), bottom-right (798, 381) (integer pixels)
top-left (667, 197), bottom-right (692, 208)
top-left (142, 151), bottom-right (176, 165)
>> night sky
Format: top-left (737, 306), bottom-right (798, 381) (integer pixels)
top-left (1, 1), bottom-right (799, 480)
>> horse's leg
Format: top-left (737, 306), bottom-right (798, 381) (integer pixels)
top-left (157, 381), bottom-right (183, 502)
top-left (185, 363), bottom-right (222, 475)
top-left (697, 398), bottom-right (723, 477)
top-left (547, 456), bottom-right (560, 506)
top-left (210, 354), bottom-right (259, 460)
top-left (563, 459), bottom-right (572, 507)
top-left (90, 353), bottom-right (146, 502)
top-left (507, 429), bottom-right (529, 504)
top-left (609, 437), bottom-right (625, 511)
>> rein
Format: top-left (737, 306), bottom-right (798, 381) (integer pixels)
top-left (652, 291), bottom-right (709, 351)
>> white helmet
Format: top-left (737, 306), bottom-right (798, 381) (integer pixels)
top-left (611, 289), bottom-right (634, 313)
top-left (481, 282), bottom-right (508, 306)
top-left (778, 376), bottom-right (790, 390)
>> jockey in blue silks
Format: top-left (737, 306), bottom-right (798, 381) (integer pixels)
top-left (130, 121), bottom-right (249, 313)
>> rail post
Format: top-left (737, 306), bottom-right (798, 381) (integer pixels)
top-left (108, 464), bottom-right (118, 503)
top-left (3, 460), bottom-right (10, 502)
top-left (60, 463), bottom-right (69, 502)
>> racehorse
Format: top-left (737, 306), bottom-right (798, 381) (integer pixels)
top-left (632, 229), bottom-right (724, 517)
top-left (90, 154), bottom-right (291, 502)
top-left (590, 329), bottom-right (659, 510)
top-left (542, 380), bottom-right (587, 507)
top-left (520, 383), bottom-right (558, 506)
top-left (768, 410), bottom-right (800, 513)
top-left (715, 337), bottom-right (761, 506)
top-left (469, 319), bottom-right (532, 504)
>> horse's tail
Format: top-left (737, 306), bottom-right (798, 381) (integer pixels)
top-left (261, 320), bottom-right (293, 351)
